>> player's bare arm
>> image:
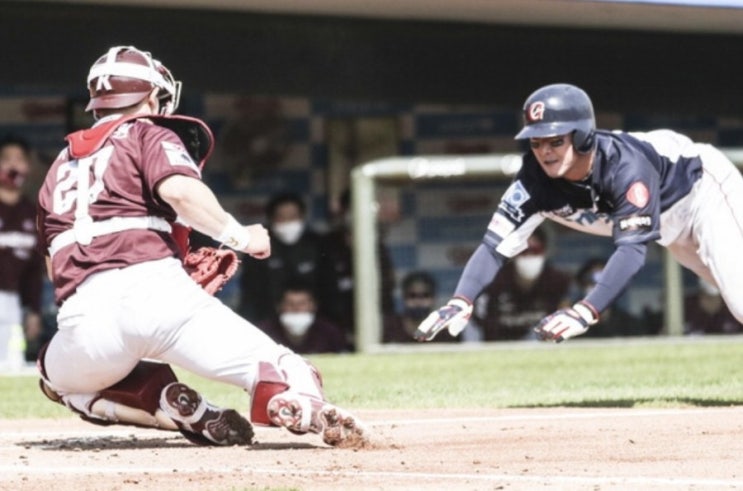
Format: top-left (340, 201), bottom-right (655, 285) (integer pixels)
top-left (156, 174), bottom-right (271, 259)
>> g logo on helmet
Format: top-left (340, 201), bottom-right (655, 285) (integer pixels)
top-left (527, 102), bottom-right (545, 122)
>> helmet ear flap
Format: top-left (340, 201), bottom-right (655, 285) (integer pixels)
top-left (515, 83), bottom-right (596, 153)
top-left (573, 128), bottom-right (595, 154)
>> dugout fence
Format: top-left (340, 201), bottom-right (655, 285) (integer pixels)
top-left (351, 151), bottom-right (743, 354)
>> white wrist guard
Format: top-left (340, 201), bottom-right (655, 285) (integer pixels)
top-left (572, 301), bottom-right (599, 326)
top-left (214, 214), bottom-right (250, 251)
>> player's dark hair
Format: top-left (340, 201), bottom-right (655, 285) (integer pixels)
top-left (265, 192), bottom-right (306, 221)
top-left (0, 134), bottom-right (31, 155)
top-left (402, 271), bottom-right (437, 296)
top-left (280, 277), bottom-right (316, 298)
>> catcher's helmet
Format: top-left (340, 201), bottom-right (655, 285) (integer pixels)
top-left (86, 46), bottom-right (181, 116)
top-left (514, 83), bottom-right (596, 154)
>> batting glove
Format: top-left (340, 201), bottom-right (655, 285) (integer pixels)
top-left (533, 301), bottom-right (599, 343)
top-left (414, 297), bottom-right (473, 341)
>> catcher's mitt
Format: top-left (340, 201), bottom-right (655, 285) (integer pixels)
top-left (183, 247), bottom-right (240, 295)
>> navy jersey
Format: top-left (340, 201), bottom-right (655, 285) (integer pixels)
top-left (454, 129), bottom-right (707, 314)
top-left (485, 129), bottom-right (703, 257)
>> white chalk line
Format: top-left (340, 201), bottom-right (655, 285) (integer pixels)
top-left (1, 406), bottom-right (738, 441)
top-left (374, 406), bottom-right (742, 427)
top-left (1, 408), bottom-right (742, 489)
top-left (0, 465), bottom-right (741, 488)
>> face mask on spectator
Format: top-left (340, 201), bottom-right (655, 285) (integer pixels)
top-left (514, 255), bottom-right (545, 280)
top-left (0, 168), bottom-right (27, 189)
top-left (280, 312), bottom-right (315, 336)
top-left (272, 220), bottom-right (304, 245)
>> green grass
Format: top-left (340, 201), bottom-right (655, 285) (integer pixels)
top-left (2, 336), bottom-right (742, 419)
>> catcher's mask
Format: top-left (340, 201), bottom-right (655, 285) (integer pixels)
top-left (86, 45), bottom-right (181, 116)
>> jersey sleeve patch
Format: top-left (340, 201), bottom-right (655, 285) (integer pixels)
top-left (161, 141), bottom-right (200, 174)
top-left (626, 181), bottom-right (650, 208)
top-left (498, 180), bottom-right (530, 222)
top-left (618, 214), bottom-right (653, 231)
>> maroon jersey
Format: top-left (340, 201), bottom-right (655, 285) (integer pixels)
top-left (0, 196), bottom-right (43, 311)
top-left (37, 116), bottom-right (203, 304)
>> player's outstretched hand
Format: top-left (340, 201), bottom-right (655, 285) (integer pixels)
top-left (533, 301), bottom-right (598, 343)
top-left (244, 224), bottom-right (271, 259)
top-left (414, 297), bottom-right (472, 341)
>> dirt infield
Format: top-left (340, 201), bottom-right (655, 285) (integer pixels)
top-left (1, 407), bottom-right (742, 491)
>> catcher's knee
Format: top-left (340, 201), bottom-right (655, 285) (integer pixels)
top-left (39, 360), bottom-right (180, 429)
top-left (277, 351), bottom-right (325, 398)
top-left (250, 355), bottom-right (326, 426)
top-left (97, 361), bottom-right (178, 415)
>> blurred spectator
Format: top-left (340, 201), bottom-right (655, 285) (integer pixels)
top-left (320, 189), bottom-right (395, 348)
top-left (0, 135), bottom-right (48, 366)
top-left (240, 192), bottom-right (337, 323)
top-left (684, 278), bottom-right (743, 335)
top-left (574, 258), bottom-right (651, 337)
top-left (257, 279), bottom-right (347, 354)
top-left (383, 271), bottom-right (460, 343)
top-left (474, 227), bottom-right (571, 341)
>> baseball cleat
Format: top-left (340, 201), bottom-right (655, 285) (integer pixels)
top-left (267, 391), bottom-right (368, 448)
top-left (160, 382), bottom-right (254, 446)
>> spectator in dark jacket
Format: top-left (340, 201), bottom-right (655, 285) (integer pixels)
top-left (383, 271), bottom-right (460, 343)
top-left (684, 277), bottom-right (743, 335)
top-left (320, 189), bottom-right (395, 349)
top-left (475, 227), bottom-right (572, 341)
top-left (240, 192), bottom-right (338, 323)
top-left (574, 257), bottom-right (650, 337)
top-left (257, 279), bottom-right (348, 354)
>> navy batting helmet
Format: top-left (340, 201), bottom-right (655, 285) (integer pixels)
top-left (514, 83), bottom-right (596, 154)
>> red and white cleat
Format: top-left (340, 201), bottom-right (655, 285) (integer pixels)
top-left (160, 382), bottom-right (254, 446)
top-left (267, 391), bottom-right (368, 448)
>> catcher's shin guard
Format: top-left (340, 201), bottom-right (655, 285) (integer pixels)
top-left (97, 361), bottom-right (179, 415)
top-left (38, 359), bottom-right (180, 429)
top-left (250, 361), bottom-right (290, 426)
top-left (276, 352), bottom-right (325, 400)
top-left (84, 361), bottom-right (181, 429)
top-left (249, 355), bottom-right (326, 426)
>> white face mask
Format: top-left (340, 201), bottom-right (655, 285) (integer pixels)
top-left (514, 255), bottom-right (546, 281)
top-left (280, 312), bottom-right (315, 337)
top-left (272, 220), bottom-right (304, 245)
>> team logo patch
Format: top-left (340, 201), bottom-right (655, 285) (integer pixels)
top-left (498, 180), bottom-right (530, 222)
top-left (618, 215), bottom-right (652, 231)
top-left (527, 102), bottom-right (545, 122)
top-left (162, 141), bottom-right (200, 174)
top-left (626, 181), bottom-right (650, 208)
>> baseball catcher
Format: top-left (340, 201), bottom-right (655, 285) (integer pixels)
top-left (36, 45), bottom-right (368, 448)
